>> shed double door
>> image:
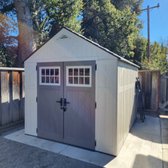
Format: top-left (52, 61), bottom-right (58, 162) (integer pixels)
top-left (37, 61), bottom-right (95, 149)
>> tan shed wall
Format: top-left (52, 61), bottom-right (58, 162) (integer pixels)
top-left (25, 62), bottom-right (37, 136)
top-left (95, 59), bottom-right (118, 155)
top-left (116, 61), bottom-right (138, 154)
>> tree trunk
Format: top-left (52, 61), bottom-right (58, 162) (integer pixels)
top-left (14, 0), bottom-right (36, 67)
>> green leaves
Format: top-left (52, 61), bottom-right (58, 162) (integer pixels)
top-left (0, 45), bottom-right (15, 67)
top-left (0, 0), bottom-right (167, 72)
top-left (42, 0), bottom-right (83, 34)
top-left (30, 0), bottom-right (83, 45)
top-left (82, 0), bottom-right (139, 58)
top-left (142, 42), bottom-right (168, 74)
top-left (111, 0), bottom-right (143, 13)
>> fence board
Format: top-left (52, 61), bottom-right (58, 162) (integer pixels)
top-left (1, 71), bottom-right (11, 125)
top-left (20, 72), bottom-right (25, 119)
top-left (138, 70), bottom-right (160, 112)
top-left (11, 71), bottom-right (20, 122)
top-left (160, 73), bottom-right (168, 110)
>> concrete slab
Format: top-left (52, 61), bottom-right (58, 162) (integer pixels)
top-left (163, 149), bottom-right (168, 168)
top-left (5, 130), bottom-right (69, 154)
top-left (104, 117), bottom-right (162, 168)
top-left (61, 146), bottom-right (113, 166)
top-left (161, 117), bottom-right (168, 168)
top-left (5, 130), bottom-right (113, 167)
top-left (4, 116), bottom-right (163, 168)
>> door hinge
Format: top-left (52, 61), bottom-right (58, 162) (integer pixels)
top-left (95, 64), bottom-right (97, 71)
top-left (36, 128), bottom-right (38, 133)
top-left (95, 102), bottom-right (97, 109)
top-left (95, 140), bottom-right (96, 146)
top-left (36, 97), bottom-right (38, 102)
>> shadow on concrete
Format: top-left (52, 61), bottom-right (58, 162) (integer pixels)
top-left (130, 116), bottom-right (161, 144)
top-left (132, 154), bottom-right (165, 168)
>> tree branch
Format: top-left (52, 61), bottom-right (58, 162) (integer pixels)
top-left (0, 3), bottom-right (15, 13)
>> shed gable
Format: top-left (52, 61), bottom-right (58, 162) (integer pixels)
top-left (25, 28), bottom-right (116, 63)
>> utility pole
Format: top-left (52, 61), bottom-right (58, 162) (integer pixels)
top-left (141, 3), bottom-right (160, 60)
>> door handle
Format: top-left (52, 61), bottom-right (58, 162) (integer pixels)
top-left (63, 98), bottom-right (70, 112)
top-left (56, 98), bottom-right (64, 109)
top-left (63, 98), bottom-right (70, 106)
top-left (56, 98), bottom-right (70, 111)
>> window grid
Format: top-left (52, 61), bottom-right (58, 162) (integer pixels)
top-left (39, 67), bottom-right (60, 86)
top-left (66, 66), bottom-right (92, 87)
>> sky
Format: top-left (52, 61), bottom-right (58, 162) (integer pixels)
top-left (139, 0), bottom-right (168, 44)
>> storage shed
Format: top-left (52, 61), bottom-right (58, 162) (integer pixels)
top-left (24, 27), bottom-right (139, 156)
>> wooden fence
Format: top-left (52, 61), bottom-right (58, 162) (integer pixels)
top-left (138, 70), bottom-right (160, 113)
top-left (0, 67), bottom-right (24, 127)
top-left (160, 73), bottom-right (168, 111)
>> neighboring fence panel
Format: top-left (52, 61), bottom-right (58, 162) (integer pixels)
top-left (0, 68), bottom-right (24, 127)
top-left (160, 73), bottom-right (168, 111)
top-left (138, 70), bottom-right (160, 112)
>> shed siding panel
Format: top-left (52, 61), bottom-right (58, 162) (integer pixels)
top-left (25, 62), bottom-right (37, 136)
top-left (95, 59), bottom-right (118, 155)
top-left (117, 62), bottom-right (138, 154)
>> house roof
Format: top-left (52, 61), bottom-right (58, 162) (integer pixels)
top-left (25, 27), bottom-right (139, 68)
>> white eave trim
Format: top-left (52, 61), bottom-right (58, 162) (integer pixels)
top-left (119, 57), bottom-right (140, 68)
top-left (0, 67), bottom-right (24, 71)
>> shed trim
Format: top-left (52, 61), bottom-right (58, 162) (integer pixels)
top-left (0, 67), bottom-right (24, 71)
top-left (24, 27), bottom-right (139, 68)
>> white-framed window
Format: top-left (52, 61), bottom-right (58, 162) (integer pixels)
top-left (39, 66), bottom-right (60, 85)
top-left (66, 66), bottom-right (92, 87)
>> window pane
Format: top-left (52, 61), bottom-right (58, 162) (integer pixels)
top-left (46, 69), bottom-right (49, 75)
top-left (55, 69), bottom-right (59, 76)
top-left (68, 69), bottom-right (73, 76)
top-left (40, 67), bottom-right (60, 85)
top-left (50, 69), bottom-right (54, 76)
top-left (50, 76), bottom-right (54, 83)
top-left (85, 77), bottom-right (90, 85)
top-left (74, 68), bottom-right (78, 76)
top-left (79, 77), bottom-right (84, 84)
top-left (42, 69), bottom-right (45, 75)
top-left (79, 69), bottom-right (84, 76)
top-left (69, 77), bottom-right (73, 84)
top-left (85, 68), bottom-right (90, 76)
top-left (66, 66), bottom-right (91, 87)
top-left (46, 77), bottom-right (49, 83)
top-left (55, 77), bottom-right (59, 84)
top-left (74, 77), bottom-right (78, 84)
top-left (41, 76), bottom-right (45, 83)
